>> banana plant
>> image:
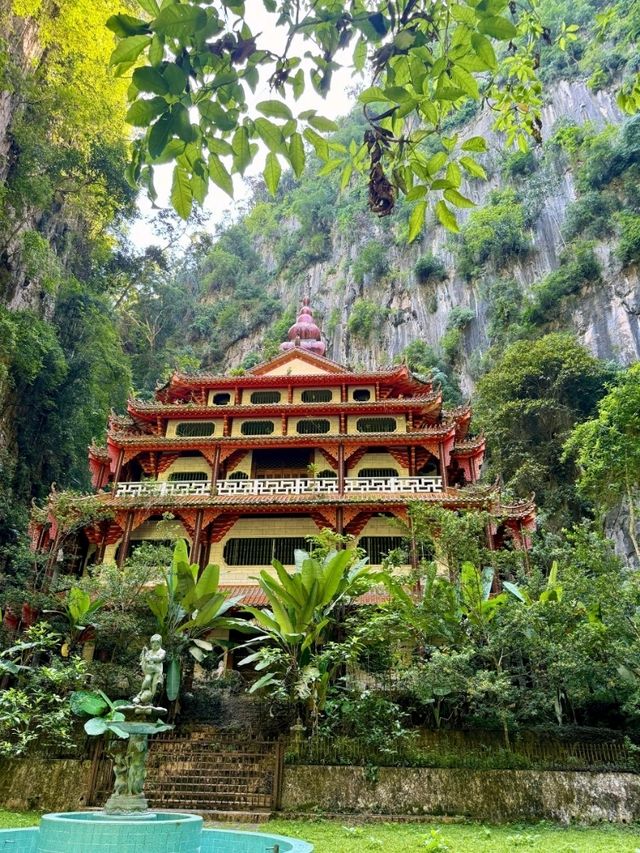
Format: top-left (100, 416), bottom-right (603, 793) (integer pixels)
top-left (46, 587), bottom-right (103, 656)
top-left (146, 539), bottom-right (247, 702)
top-left (239, 548), bottom-right (382, 721)
top-left (503, 561), bottom-right (563, 605)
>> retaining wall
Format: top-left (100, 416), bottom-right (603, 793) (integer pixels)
top-left (0, 759), bottom-right (92, 812)
top-left (282, 765), bottom-right (640, 823)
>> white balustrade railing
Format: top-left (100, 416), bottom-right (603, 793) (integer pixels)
top-left (114, 476), bottom-right (443, 498)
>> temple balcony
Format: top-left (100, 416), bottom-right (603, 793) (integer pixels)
top-left (113, 476), bottom-right (444, 499)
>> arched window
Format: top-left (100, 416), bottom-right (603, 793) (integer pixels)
top-left (168, 471), bottom-right (209, 482)
top-left (353, 389), bottom-right (371, 401)
top-left (240, 420), bottom-right (275, 435)
top-left (358, 468), bottom-right (399, 478)
top-left (316, 469), bottom-right (337, 478)
top-left (356, 417), bottom-right (396, 433)
top-left (227, 471), bottom-right (248, 480)
top-left (296, 419), bottom-right (331, 434)
top-left (176, 421), bottom-right (215, 437)
top-left (250, 390), bottom-right (281, 404)
top-left (212, 392), bottom-right (231, 405)
top-left (301, 389), bottom-right (333, 403)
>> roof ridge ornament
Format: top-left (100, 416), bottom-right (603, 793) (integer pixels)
top-left (280, 298), bottom-right (326, 357)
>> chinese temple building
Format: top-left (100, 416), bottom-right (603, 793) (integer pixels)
top-left (32, 299), bottom-right (535, 592)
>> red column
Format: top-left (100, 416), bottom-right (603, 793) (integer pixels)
top-left (117, 511), bottom-right (134, 568)
top-left (113, 448), bottom-right (125, 488)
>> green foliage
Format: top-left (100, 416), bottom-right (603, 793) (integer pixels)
top-left (239, 547), bottom-right (381, 726)
top-left (347, 299), bottom-right (389, 341)
top-left (617, 212), bottom-right (640, 265)
top-left (146, 539), bottom-right (247, 701)
top-left (502, 148), bottom-right (538, 179)
top-left (565, 364), bottom-right (640, 560)
top-left (562, 190), bottom-right (617, 241)
top-left (475, 333), bottom-right (614, 527)
top-left (0, 624), bottom-right (88, 756)
top-left (456, 190), bottom-right (529, 279)
top-left (400, 340), bottom-right (462, 406)
top-left (352, 241), bottom-right (389, 285)
top-left (414, 254), bottom-right (447, 285)
top-left (114, 0), bottom-right (556, 234)
top-left (524, 243), bottom-right (602, 326)
top-left (441, 307), bottom-right (475, 364)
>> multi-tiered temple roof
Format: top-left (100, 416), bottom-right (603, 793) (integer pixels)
top-left (35, 299), bottom-right (535, 596)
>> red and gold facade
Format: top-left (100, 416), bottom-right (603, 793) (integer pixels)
top-left (34, 301), bottom-right (535, 590)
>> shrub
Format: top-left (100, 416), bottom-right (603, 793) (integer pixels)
top-left (563, 191), bottom-right (617, 241)
top-left (347, 299), bottom-right (389, 340)
top-left (447, 306), bottom-right (475, 329)
top-left (617, 213), bottom-right (640, 266)
top-left (524, 243), bottom-right (602, 326)
top-left (502, 149), bottom-right (537, 179)
top-left (456, 190), bottom-right (529, 279)
top-left (352, 240), bottom-right (389, 285)
top-left (414, 253), bottom-right (447, 284)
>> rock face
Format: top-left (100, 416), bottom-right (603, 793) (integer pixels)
top-left (225, 81), bottom-right (639, 400)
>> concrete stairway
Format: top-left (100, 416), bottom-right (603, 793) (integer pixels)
top-left (144, 731), bottom-right (281, 820)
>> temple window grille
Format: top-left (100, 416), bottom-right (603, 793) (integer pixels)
top-left (168, 471), bottom-right (209, 482)
top-left (228, 471), bottom-right (248, 480)
top-left (301, 389), bottom-right (333, 403)
top-left (358, 468), bottom-right (399, 478)
top-left (250, 390), bottom-right (281, 404)
top-left (356, 417), bottom-right (396, 433)
top-left (353, 389), bottom-right (371, 401)
top-left (224, 536), bottom-right (308, 566)
top-left (359, 536), bottom-right (407, 564)
top-left (212, 392), bottom-right (231, 405)
top-left (176, 421), bottom-right (215, 437)
top-left (240, 420), bottom-right (275, 435)
top-left (316, 469), bottom-right (337, 478)
top-left (296, 419), bottom-right (331, 434)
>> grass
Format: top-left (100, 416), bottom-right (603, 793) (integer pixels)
top-left (264, 819), bottom-right (640, 852)
top-left (0, 810), bottom-right (40, 828)
top-left (3, 810), bottom-right (640, 851)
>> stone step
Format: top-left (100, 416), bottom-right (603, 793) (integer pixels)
top-left (147, 793), bottom-right (271, 811)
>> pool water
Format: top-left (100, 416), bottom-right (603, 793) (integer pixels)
top-left (0, 813), bottom-right (312, 853)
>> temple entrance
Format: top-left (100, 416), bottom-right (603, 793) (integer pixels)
top-left (252, 448), bottom-right (311, 479)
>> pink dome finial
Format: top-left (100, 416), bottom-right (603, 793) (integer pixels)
top-left (280, 298), bottom-right (326, 356)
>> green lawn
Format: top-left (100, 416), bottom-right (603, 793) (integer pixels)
top-left (0, 810), bottom-right (40, 828)
top-left (264, 819), bottom-right (640, 852)
top-left (2, 810), bottom-right (639, 851)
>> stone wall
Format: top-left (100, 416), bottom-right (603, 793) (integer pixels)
top-left (0, 759), bottom-right (93, 813)
top-left (282, 765), bottom-right (640, 823)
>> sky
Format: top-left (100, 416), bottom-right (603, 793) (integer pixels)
top-left (128, 0), bottom-right (359, 249)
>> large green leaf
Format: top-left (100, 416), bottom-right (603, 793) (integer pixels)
top-left (318, 550), bottom-right (351, 606)
top-left (166, 656), bottom-right (181, 701)
top-left (126, 97), bottom-right (167, 127)
top-left (477, 15), bottom-right (517, 40)
top-left (263, 152), bottom-right (281, 196)
top-left (195, 562), bottom-right (221, 601)
top-left (110, 35), bottom-right (151, 67)
top-left (232, 126), bottom-right (251, 174)
top-left (133, 66), bottom-right (169, 95)
top-left (209, 154), bottom-right (234, 197)
top-left (84, 717), bottom-right (108, 736)
top-left (106, 14), bottom-right (150, 37)
top-left (171, 164), bottom-right (193, 220)
top-left (152, 3), bottom-right (207, 38)
top-left (288, 132), bottom-right (305, 178)
top-left (70, 690), bottom-right (109, 718)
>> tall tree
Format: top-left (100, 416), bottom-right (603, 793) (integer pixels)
top-left (564, 363), bottom-right (640, 562)
top-left (474, 333), bottom-right (614, 528)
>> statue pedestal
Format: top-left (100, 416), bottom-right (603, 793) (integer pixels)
top-left (103, 794), bottom-right (149, 815)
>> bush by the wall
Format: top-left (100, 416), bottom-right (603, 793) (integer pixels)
top-left (414, 253), bottom-right (447, 284)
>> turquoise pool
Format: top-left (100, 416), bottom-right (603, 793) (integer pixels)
top-left (0, 813), bottom-right (312, 853)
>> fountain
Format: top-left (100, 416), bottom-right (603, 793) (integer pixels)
top-left (1, 635), bottom-right (312, 853)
